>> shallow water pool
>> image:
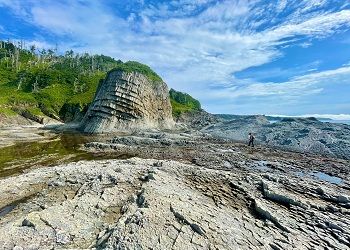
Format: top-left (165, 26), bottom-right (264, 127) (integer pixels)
top-left (311, 171), bottom-right (343, 185)
top-left (0, 132), bottom-right (134, 178)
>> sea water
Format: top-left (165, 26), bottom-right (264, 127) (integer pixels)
top-left (322, 120), bottom-right (350, 125)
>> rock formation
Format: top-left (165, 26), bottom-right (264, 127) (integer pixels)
top-left (201, 115), bottom-right (350, 159)
top-left (80, 70), bottom-right (174, 133)
top-left (1, 132), bottom-right (349, 249)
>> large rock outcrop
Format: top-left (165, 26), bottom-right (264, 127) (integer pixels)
top-left (203, 115), bottom-right (350, 159)
top-left (80, 70), bottom-right (174, 133)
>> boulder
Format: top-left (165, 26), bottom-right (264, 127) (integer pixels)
top-left (80, 70), bottom-right (174, 133)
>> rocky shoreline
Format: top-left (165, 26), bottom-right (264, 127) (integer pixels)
top-left (1, 32), bottom-right (349, 249)
top-left (0, 130), bottom-right (349, 249)
top-left (178, 112), bottom-right (350, 160)
top-left (208, 115), bottom-right (350, 160)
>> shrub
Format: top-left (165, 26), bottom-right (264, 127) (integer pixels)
top-left (169, 88), bottom-right (201, 117)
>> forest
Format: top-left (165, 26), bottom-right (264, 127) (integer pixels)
top-left (0, 40), bottom-right (201, 122)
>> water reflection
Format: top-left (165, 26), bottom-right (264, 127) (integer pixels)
top-left (311, 171), bottom-right (343, 185)
top-left (0, 133), bottom-right (134, 178)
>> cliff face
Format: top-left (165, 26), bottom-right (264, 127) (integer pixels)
top-left (80, 70), bottom-right (174, 133)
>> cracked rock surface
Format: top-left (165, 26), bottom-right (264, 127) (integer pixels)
top-left (1, 132), bottom-right (350, 249)
top-left (202, 115), bottom-right (350, 160)
top-left (0, 135), bottom-right (350, 249)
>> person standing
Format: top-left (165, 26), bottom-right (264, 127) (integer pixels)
top-left (248, 133), bottom-right (255, 147)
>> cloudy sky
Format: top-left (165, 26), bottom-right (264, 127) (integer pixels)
top-left (1, 0), bottom-right (350, 116)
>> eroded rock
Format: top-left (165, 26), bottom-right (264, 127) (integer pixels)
top-left (80, 70), bottom-right (174, 133)
top-left (1, 132), bottom-right (350, 249)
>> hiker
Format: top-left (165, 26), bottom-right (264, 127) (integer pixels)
top-left (248, 133), bottom-right (255, 147)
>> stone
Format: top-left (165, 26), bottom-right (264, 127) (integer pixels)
top-left (316, 187), bottom-right (325, 195)
top-left (326, 205), bottom-right (339, 213)
top-left (261, 183), bottom-right (309, 209)
top-left (253, 199), bottom-right (291, 233)
top-left (80, 70), bottom-right (174, 133)
top-left (56, 230), bottom-right (71, 245)
top-left (21, 219), bottom-right (35, 228)
top-left (0, 130), bottom-right (350, 249)
top-left (337, 195), bottom-right (350, 204)
top-left (202, 115), bottom-right (350, 159)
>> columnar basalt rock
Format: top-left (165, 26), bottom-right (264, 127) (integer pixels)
top-left (80, 70), bottom-right (174, 133)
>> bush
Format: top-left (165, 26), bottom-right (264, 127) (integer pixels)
top-left (169, 89), bottom-right (201, 117)
top-left (0, 40), bottom-right (199, 122)
top-left (112, 61), bottom-right (163, 83)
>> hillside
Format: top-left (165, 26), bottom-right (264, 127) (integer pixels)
top-left (169, 88), bottom-right (201, 117)
top-left (0, 40), bottom-right (194, 125)
top-left (0, 40), bottom-right (121, 122)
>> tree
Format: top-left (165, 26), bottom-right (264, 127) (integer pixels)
top-left (65, 50), bottom-right (74, 58)
top-left (17, 71), bottom-right (26, 90)
top-left (32, 76), bottom-right (39, 92)
top-left (40, 49), bottom-right (47, 62)
top-left (30, 45), bottom-right (36, 55)
top-left (73, 78), bottom-right (79, 93)
top-left (47, 49), bottom-right (55, 60)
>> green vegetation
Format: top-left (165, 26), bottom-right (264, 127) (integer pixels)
top-left (0, 40), bottom-right (164, 122)
top-left (0, 107), bottom-right (17, 116)
top-left (112, 61), bottom-right (163, 83)
top-left (0, 40), bottom-right (199, 122)
top-left (169, 88), bottom-right (201, 117)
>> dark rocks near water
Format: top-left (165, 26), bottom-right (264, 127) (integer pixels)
top-left (12, 108), bottom-right (45, 124)
top-left (59, 103), bottom-right (87, 123)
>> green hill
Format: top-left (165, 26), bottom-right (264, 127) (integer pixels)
top-left (0, 41), bottom-right (168, 123)
top-left (169, 88), bottom-right (201, 117)
top-left (0, 41), bottom-right (121, 121)
top-left (0, 40), bottom-right (200, 123)
top-left (112, 61), bottom-right (163, 84)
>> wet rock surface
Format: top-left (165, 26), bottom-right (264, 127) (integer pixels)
top-left (1, 132), bottom-right (349, 249)
top-left (0, 125), bottom-right (58, 148)
top-left (202, 115), bottom-right (350, 159)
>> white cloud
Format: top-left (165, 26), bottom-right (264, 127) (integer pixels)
top-left (262, 10), bottom-right (350, 41)
top-left (23, 40), bottom-right (53, 50)
top-left (292, 66), bottom-right (350, 82)
top-left (30, 2), bottom-right (117, 36)
top-left (0, 24), bottom-right (14, 36)
top-left (1, 0), bottom-right (350, 115)
top-left (276, 0), bottom-right (288, 13)
top-left (208, 66), bottom-right (350, 99)
top-left (0, 0), bottom-right (30, 17)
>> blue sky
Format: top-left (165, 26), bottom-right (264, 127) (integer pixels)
top-left (1, 0), bottom-right (350, 118)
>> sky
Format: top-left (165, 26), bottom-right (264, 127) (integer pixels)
top-left (0, 0), bottom-right (350, 117)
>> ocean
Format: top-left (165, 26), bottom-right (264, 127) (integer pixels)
top-left (321, 120), bottom-right (350, 125)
